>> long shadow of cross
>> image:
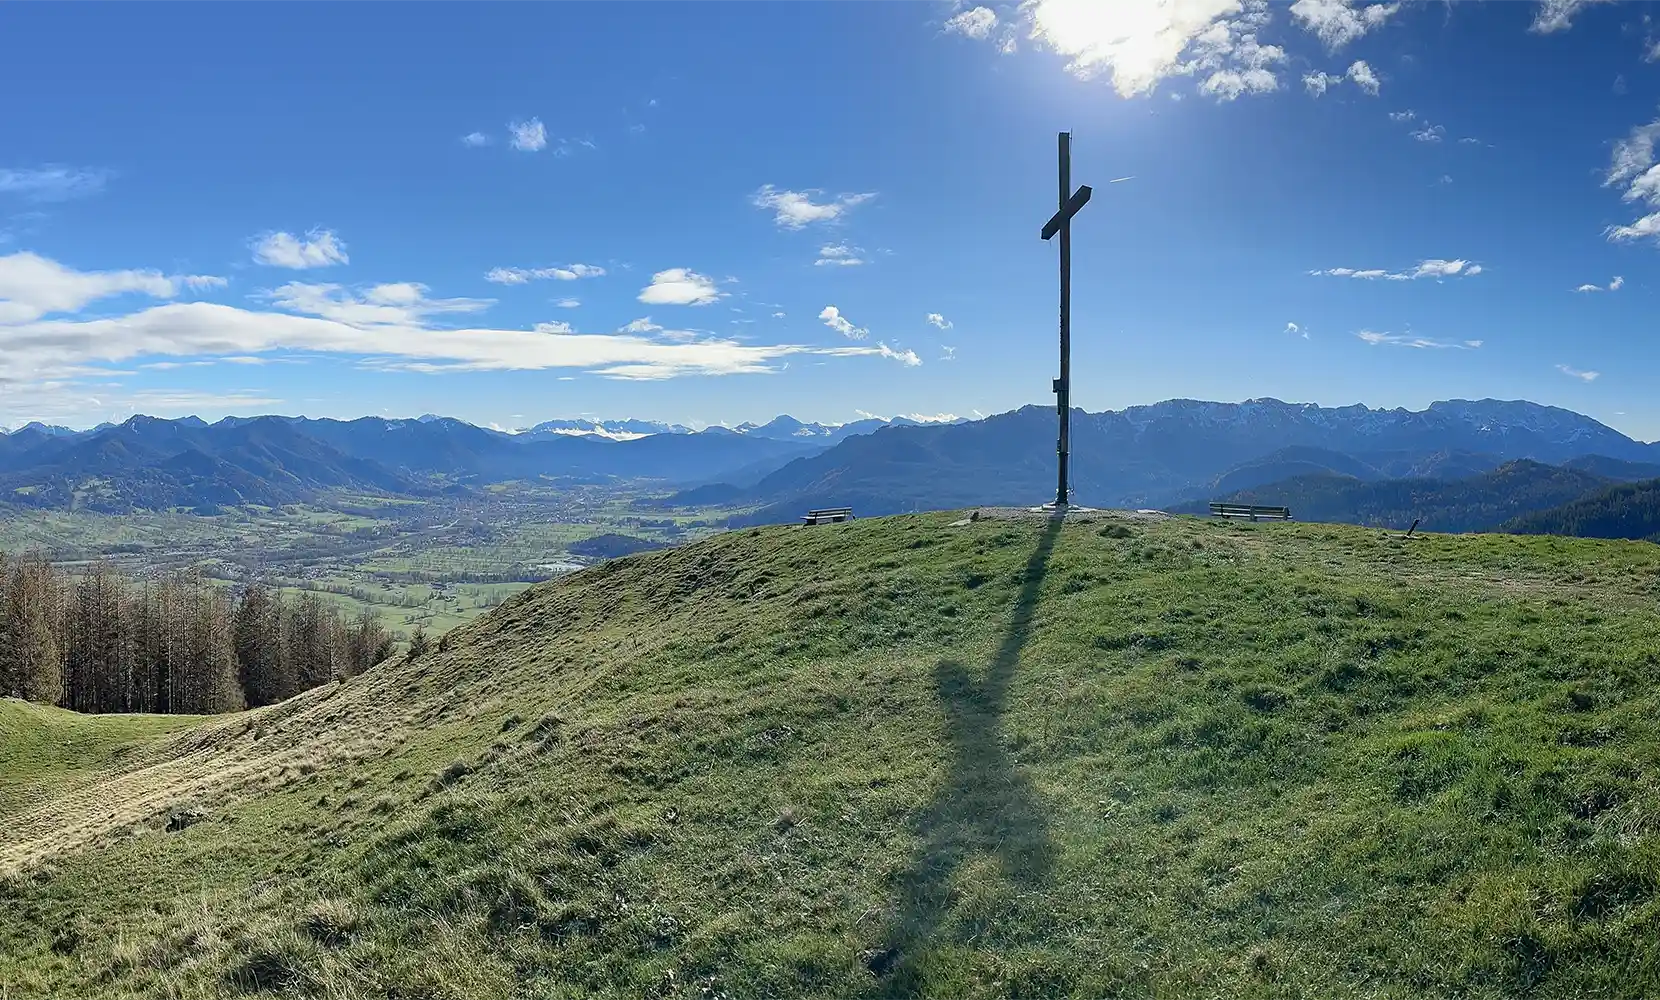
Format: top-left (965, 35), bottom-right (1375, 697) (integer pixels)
top-left (867, 516), bottom-right (1063, 996)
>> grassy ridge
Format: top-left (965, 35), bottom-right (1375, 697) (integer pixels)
top-left (4, 513), bottom-right (1660, 997)
top-left (0, 701), bottom-right (199, 822)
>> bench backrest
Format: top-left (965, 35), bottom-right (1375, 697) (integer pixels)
top-left (1208, 502), bottom-right (1292, 519)
top-left (803, 507), bottom-right (854, 524)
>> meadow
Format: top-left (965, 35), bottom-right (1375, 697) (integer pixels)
top-left (4, 511), bottom-right (1660, 997)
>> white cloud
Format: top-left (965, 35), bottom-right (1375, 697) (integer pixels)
top-left (772, 311), bottom-right (786, 319)
top-left (1557, 364), bottom-right (1600, 381)
top-left (535, 320), bottom-right (574, 335)
top-left (867, 342), bottom-right (922, 366)
top-left (251, 229), bottom-right (349, 269)
top-left (638, 268), bottom-right (723, 306)
top-left (1388, 109), bottom-right (1416, 122)
top-left (0, 251), bottom-right (223, 324)
top-left (926, 312), bottom-right (953, 330)
top-left (751, 185), bottom-right (875, 229)
top-left (944, 6), bottom-right (998, 39)
top-left (0, 254), bottom-right (920, 403)
top-left (1286, 321), bottom-right (1309, 339)
top-left (1304, 59), bottom-right (1379, 97)
top-left (555, 298), bottom-right (581, 308)
top-left (1355, 330), bottom-right (1481, 349)
top-left (1411, 124), bottom-right (1446, 143)
top-left (1604, 118), bottom-right (1660, 243)
top-left (819, 305), bottom-right (867, 340)
top-left (1458, 136), bottom-right (1482, 145)
top-left (461, 132), bottom-right (490, 147)
top-left (1289, 0), bottom-right (1400, 49)
top-left (1310, 258), bottom-right (1480, 281)
top-left (816, 242), bottom-right (867, 266)
top-left (1347, 60), bottom-right (1379, 95)
top-left (620, 317), bottom-right (663, 334)
top-left (1303, 71), bottom-right (1339, 97)
top-left (485, 263), bottom-right (605, 284)
top-left (0, 166), bottom-right (111, 203)
top-left (1531, 0), bottom-right (1612, 33)
top-left (266, 281), bottom-right (491, 327)
top-left (1017, 0), bottom-right (1287, 101)
top-left (508, 118), bottom-right (548, 152)
top-left (941, 345), bottom-right (957, 361)
top-left (1576, 275), bottom-right (1623, 292)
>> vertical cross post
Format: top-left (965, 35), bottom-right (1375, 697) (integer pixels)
top-left (1041, 132), bottom-right (1091, 509)
top-left (1056, 131), bottom-right (1072, 508)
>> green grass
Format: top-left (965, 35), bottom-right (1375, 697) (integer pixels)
top-left (5, 512), bottom-right (1660, 997)
top-left (0, 700), bottom-right (201, 822)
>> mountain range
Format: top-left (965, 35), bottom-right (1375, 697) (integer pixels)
top-left (7, 398), bottom-right (1660, 530)
top-left (0, 412), bottom-right (945, 512)
top-left (669, 398), bottom-right (1660, 527)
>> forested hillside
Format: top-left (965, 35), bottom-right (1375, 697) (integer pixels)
top-left (1504, 477), bottom-right (1660, 540)
top-left (0, 555), bottom-right (393, 715)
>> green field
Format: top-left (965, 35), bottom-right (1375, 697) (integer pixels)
top-left (0, 488), bottom-right (742, 637)
top-left (4, 511), bottom-right (1660, 997)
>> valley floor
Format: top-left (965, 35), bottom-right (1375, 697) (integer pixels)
top-left (4, 512), bottom-right (1660, 998)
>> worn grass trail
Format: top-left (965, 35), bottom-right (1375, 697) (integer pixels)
top-left (4, 512), bottom-right (1660, 998)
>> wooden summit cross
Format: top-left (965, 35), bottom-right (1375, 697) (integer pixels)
top-left (1040, 131), bottom-right (1091, 509)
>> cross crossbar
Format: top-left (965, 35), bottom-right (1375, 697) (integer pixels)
top-left (1041, 185), bottom-right (1092, 241)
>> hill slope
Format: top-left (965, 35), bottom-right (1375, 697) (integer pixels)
top-left (5, 514), bottom-right (1660, 997)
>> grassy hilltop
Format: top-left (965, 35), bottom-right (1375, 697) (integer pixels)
top-left (5, 512), bottom-right (1660, 998)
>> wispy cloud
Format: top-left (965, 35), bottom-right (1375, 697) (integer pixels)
top-left (638, 268), bottom-right (723, 306)
top-left (1556, 363), bottom-right (1600, 381)
top-left (751, 185), bottom-right (875, 229)
top-left (508, 118), bottom-right (548, 152)
top-left (941, 345), bottom-right (958, 362)
top-left (1531, 0), bottom-right (1612, 33)
top-left (1304, 58), bottom-right (1380, 97)
top-left (819, 305), bottom-right (867, 340)
top-left (1411, 123), bottom-right (1446, 142)
top-left (1604, 117), bottom-right (1660, 242)
top-left (1290, 0), bottom-right (1401, 49)
top-left (1576, 275), bottom-right (1623, 292)
top-left (0, 166), bottom-right (111, 203)
top-left (251, 229), bottom-right (349, 269)
top-left (484, 264), bottom-right (605, 284)
top-left (1286, 321), bottom-right (1309, 339)
top-left (460, 132), bottom-right (491, 147)
top-left (1310, 258), bottom-right (1482, 280)
top-left (1356, 330), bottom-right (1482, 349)
top-left (944, 6), bottom-right (997, 39)
top-left (815, 242), bottom-right (867, 266)
top-left (926, 312), bottom-right (953, 330)
top-left (0, 252), bottom-right (921, 394)
top-left (0, 251), bottom-right (224, 324)
top-left (555, 298), bottom-right (581, 308)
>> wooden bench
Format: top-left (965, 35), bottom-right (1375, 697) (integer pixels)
top-left (802, 506), bottom-right (854, 525)
top-left (1208, 502), bottom-right (1292, 521)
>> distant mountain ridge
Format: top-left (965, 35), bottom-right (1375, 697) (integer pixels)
top-left (0, 411), bottom-right (943, 512)
top-left (4, 398), bottom-right (1654, 520)
top-left (1181, 460), bottom-right (1617, 533)
top-left (671, 397), bottom-right (1660, 524)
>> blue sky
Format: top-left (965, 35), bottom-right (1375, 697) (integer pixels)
top-left (5, 1), bottom-right (1660, 436)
